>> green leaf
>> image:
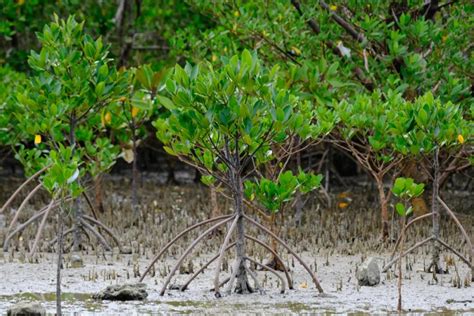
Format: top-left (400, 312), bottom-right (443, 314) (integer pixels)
top-left (396, 202), bottom-right (406, 216)
top-left (156, 95), bottom-right (175, 110)
top-left (392, 177), bottom-right (406, 196)
top-left (163, 146), bottom-right (176, 156)
top-left (95, 82), bottom-right (105, 96)
top-left (201, 175), bottom-right (215, 186)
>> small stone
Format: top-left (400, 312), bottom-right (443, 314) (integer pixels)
top-left (7, 302), bottom-right (46, 316)
top-left (70, 254), bottom-right (84, 268)
top-left (93, 283), bottom-right (148, 301)
top-left (121, 246), bottom-right (132, 254)
top-left (356, 257), bottom-right (380, 286)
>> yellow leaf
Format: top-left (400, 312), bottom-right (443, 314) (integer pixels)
top-left (299, 281), bottom-right (308, 289)
top-left (211, 54), bottom-right (218, 62)
top-left (131, 107), bottom-right (139, 118)
top-left (291, 46), bottom-right (302, 56)
top-left (330, 5), bottom-right (337, 11)
top-left (119, 96), bottom-right (127, 102)
top-left (457, 134), bottom-right (464, 144)
top-left (442, 35), bottom-right (448, 43)
top-left (338, 202), bottom-right (349, 209)
top-left (17, 0), bottom-right (25, 5)
top-left (105, 112), bottom-right (112, 124)
top-left (34, 134), bottom-right (42, 144)
top-left (233, 10), bottom-right (240, 17)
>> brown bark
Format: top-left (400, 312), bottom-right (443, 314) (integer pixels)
top-left (375, 176), bottom-right (389, 240)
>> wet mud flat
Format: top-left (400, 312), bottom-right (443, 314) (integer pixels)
top-left (0, 250), bottom-right (472, 315)
top-left (0, 175), bottom-right (473, 314)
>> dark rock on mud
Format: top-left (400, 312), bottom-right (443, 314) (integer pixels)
top-left (93, 283), bottom-right (148, 301)
top-left (357, 257), bottom-right (380, 286)
top-left (7, 302), bottom-right (46, 316)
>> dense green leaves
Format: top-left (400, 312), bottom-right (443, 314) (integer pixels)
top-left (244, 171), bottom-right (322, 213)
top-left (12, 16), bottom-right (127, 198)
top-left (153, 50), bottom-right (321, 173)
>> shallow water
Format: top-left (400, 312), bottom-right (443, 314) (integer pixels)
top-left (0, 291), bottom-right (471, 315)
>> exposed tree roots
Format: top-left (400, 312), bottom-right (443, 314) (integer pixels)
top-left (141, 213), bottom-right (323, 297)
top-left (3, 185), bottom-right (121, 254)
top-left (384, 196), bottom-right (473, 280)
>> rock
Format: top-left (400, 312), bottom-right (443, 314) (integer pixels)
top-left (93, 283), bottom-right (148, 301)
top-left (120, 246), bottom-right (133, 254)
top-left (70, 254), bottom-right (84, 268)
top-left (357, 257), bottom-right (380, 286)
top-left (7, 302), bottom-right (46, 316)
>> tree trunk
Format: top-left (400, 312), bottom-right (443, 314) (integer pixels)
top-left (131, 135), bottom-right (139, 219)
top-left (56, 211), bottom-right (63, 316)
top-left (376, 176), bottom-right (389, 240)
top-left (94, 175), bottom-right (105, 213)
top-left (397, 215), bottom-right (407, 312)
top-left (232, 171), bottom-right (252, 294)
top-left (430, 147), bottom-right (442, 273)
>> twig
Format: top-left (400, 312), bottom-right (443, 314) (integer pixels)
top-left (320, 0), bottom-right (367, 43)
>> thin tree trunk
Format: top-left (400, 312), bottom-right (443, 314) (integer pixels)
top-left (430, 147), bottom-right (442, 273)
top-left (375, 176), bottom-right (389, 239)
top-left (94, 175), bottom-right (105, 213)
top-left (233, 171), bottom-right (252, 294)
top-left (131, 135), bottom-right (139, 219)
top-left (397, 216), bottom-right (406, 312)
top-left (56, 210), bottom-right (63, 316)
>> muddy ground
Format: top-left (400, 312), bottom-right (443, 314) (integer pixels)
top-left (0, 173), bottom-right (473, 314)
